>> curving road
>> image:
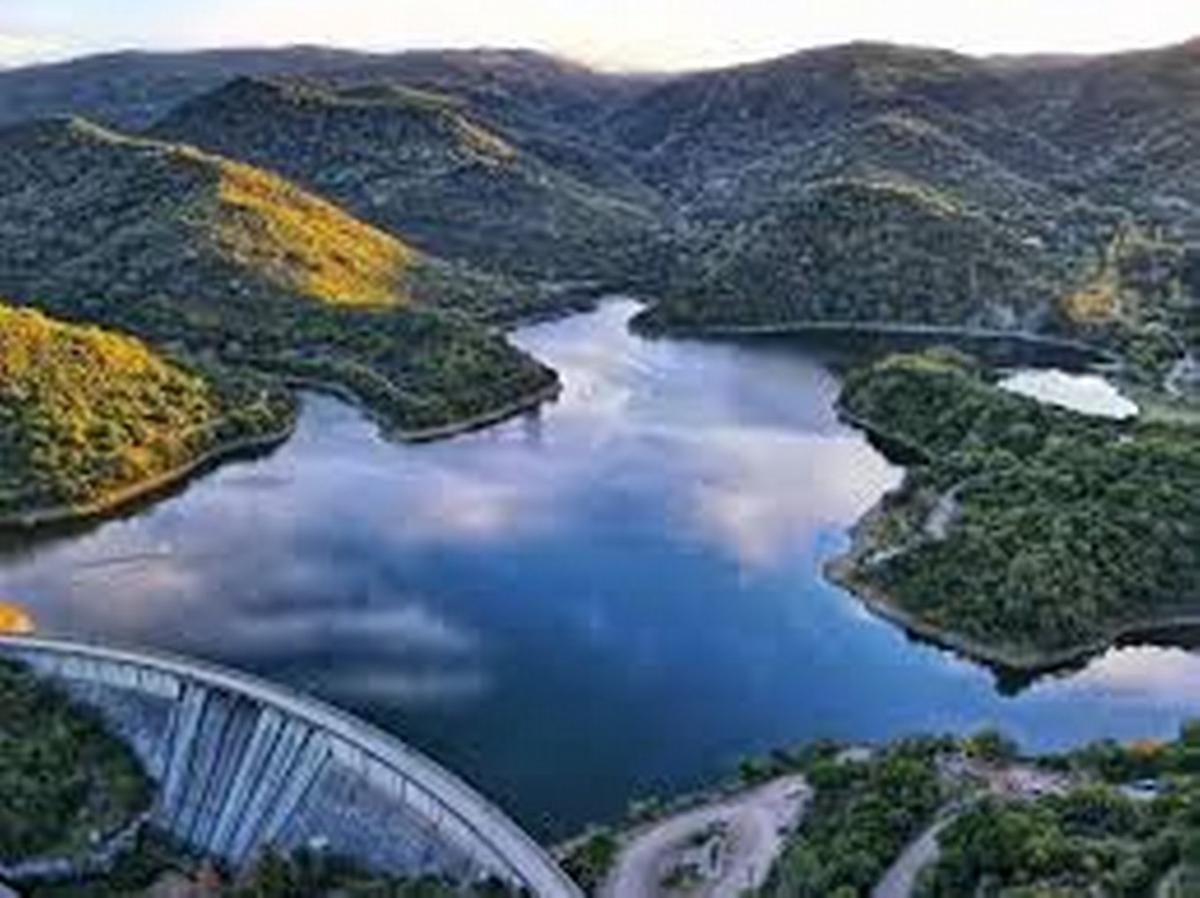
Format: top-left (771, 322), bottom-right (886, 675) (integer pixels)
top-left (600, 775), bottom-right (809, 898)
top-left (871, 816), bottom-right (953, 898)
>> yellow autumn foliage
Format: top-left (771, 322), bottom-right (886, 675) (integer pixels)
top-left (1060, 275), bottom-right (1120, 324)
top-left (0, 602), bottom-right (34, 634)
top-left (208, 153), bottom-right (417, 307)
top-left (0, 302), bottom-right (291, 518)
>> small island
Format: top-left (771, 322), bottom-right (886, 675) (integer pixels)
top-left (0, 303), bottom-right (296, 527)
top-left (829, 349), bottom-right (1200, 671)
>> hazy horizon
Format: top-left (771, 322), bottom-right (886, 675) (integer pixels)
top-left (3, 0), bottom-right (1200, 72)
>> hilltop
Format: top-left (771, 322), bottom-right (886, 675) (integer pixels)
top-left (637, 177), bottom-right (1067, 332)
top-left (0, 302), bottom-right (292, 523)
top-left (0, 46), bottom-right (653, 131)
top-left (0, 115), bottom-right (523, 316)
top-left (152, 76), bottom-right (665, 283)
top-left (595, 40), bottom-right (1200, 369)
top-left (0, 116), bottom-right (558, 437)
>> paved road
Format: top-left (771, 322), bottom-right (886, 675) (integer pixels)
top-left (871, 762), bottom-right (1073, 898)
top-left (871, 816), bottom-right (954, 898)
top-left (600, 776), bottom-right (809, 898)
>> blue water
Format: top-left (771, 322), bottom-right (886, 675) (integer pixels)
top-left (3, 300), bottom-right (1198, 838)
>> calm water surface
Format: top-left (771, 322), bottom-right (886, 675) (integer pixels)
top-left (1000, 368), bottom-right (1140, 419)
top-left (3, 301), bottom-right (1199, 838)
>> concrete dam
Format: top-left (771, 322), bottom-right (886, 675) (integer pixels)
top-left (0, 635), bottom-right (581, 898)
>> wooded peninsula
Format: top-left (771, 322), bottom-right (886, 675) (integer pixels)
top-left (830, 349), bottom-right (1200, 671)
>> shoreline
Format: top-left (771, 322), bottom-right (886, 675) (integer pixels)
top-left (638, 317), bottom-right (1122, 363)
top-left (397, 381), bottom-right (563, 442)
top-left (0, 374), bottom-right (561, 532)
top-left (827, 490), bottom-right (1200, 674)
top-left (0, 420), bottom-right (298, 530)
top-left (282, 377), bottom-right (562, 443)
top-left (835, 405), bottom-right (932, 462)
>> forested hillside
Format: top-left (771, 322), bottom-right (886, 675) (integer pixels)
top-left (5, 39), bottom-right (1200, 377)
top-left (636, 178), bottom-right (1066, 332)
top-left (832, 350), bottom-right (1200, 668)
top-left (0, 116), bottom-right (558, 439)
top-left (0, 302), bottom-right (293, 521)
top-left (600, 40), bottom-right (1200, 368)
top-left (152, 76), bottom-right (664, 283)
top-left (0, 658), bottom-right (150, 864)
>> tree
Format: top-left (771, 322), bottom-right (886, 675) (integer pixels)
top-left (965, 728), bottom-right (1018, 763)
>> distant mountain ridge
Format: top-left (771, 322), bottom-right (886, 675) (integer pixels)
top-left (0, 45), bottom-right (655, 131)
top-left (2, 38), bottom-right (1200, 379)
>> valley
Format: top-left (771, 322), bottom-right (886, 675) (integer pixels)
top-left (3, 27), bottom-right (1200, 898)
top-left (7, 39), bottom-right (1200, 369)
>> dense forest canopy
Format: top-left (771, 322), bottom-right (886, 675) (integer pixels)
top-left (0, 659), bottom-right (150, 864)
top-left (834, 350), bottom-right (1200, 665)
top-left (0, 302), bottom-right (294, 519)
top-left (0, 117), bottom-right (560, 459)
top-left (152, 76), bottom-right (667, 285)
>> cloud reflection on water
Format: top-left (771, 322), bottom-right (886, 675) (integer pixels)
top-left (320, 669), bottom-right (490, 707)
top-left (2, 299), bottom-right (1199, 834)
top-left (1053, 647), bottom-right (1200, 705)
top-left (684, 428), bottom-right (900, 569)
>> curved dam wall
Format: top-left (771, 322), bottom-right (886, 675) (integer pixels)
top-left (0, 635), bottom-right (581, 898)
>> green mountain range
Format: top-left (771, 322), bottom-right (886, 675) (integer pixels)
top-left (601, 41), bottom-right (1200, 358)
top-left (2, 37), bottom-right (1200, 521)
top-left (151, 76), bottom-right (664, 283)
top-left (0, 115), bottom-right (557, 449)
top-left (5, 39), bottom-right (1200, 367)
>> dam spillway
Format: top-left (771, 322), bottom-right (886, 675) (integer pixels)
top-left (0, 635), bottom-right (581, 898)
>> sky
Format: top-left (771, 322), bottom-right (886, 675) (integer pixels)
top-left (3, 0), bottom-right (1200, 71)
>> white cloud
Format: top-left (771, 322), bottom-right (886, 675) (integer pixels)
top-left (9, 0), bottom-right (1200, 71)
top-left (229, 603), bottom-right (479, 656)
top-left (0, 32), bottom-right (73, 67)
top-left (320, 669), bottom-right (489, 706)
top-left (686, 429), bottom-right (900, 569)
top-left (1049, 646), bottom-right (1200, 705)
top-left (182, 0), bottom-right (1200, 70)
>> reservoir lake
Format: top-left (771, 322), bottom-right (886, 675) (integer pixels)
top-left (3, 299), bottom-right (1199, 838)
